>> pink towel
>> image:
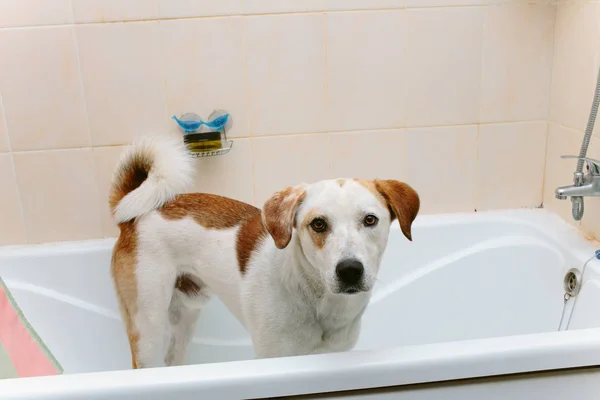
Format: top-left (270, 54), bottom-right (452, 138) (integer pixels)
top-left (0, 278), bottom-right (62, 378)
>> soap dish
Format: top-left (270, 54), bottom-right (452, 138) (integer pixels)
top-left (172, 110), bottom-right (233, 158)
top-left (189, 140), bottom-right (233, 158)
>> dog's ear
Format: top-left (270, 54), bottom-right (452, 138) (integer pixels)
top-left (262, 185), bottom-right (307, 249)
top-left (374, 180), bottom-right (420, 241)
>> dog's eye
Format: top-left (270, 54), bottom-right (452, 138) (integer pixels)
top-left (310, 218), bottom-right (328, 232)
top-left (364, 214), bottom-right (378, 227)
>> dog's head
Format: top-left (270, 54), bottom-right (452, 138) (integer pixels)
top-left (262, 179), bottom-right (419, 295)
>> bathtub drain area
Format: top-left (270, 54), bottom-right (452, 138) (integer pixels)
top-left (558, 251), bottom-right (600, 331)
top-left (564, 268), bottom-right (582, 298)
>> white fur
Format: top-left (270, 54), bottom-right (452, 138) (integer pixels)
top-left (112, 138), bottom-right (415, 366)
top-left (242, 180), bottom-right (391, 357)
top-left (113, 134), bottom-right (195, 223)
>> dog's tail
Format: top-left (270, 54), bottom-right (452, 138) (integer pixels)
top-left (109, 135), bottom-right (195, 223)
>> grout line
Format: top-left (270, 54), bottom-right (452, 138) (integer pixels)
top-left (0, 93), bottom-right (9, 153)
top-left (7, 120), bottom-right (553, 155)
top-left (0, 93), bottom-right (29, 244)
top-left (68, 0), bottom-right (75, 24)
top-left (546, 0), bottom-right (559, 126)
top-left (541, 2), bottom-right (558, 210)
top-left (549, 120), bottom-right (587, 136)
top-left (540, 121), bottom-right (551, 208)
top-left (474, 124), bottom-right (481, 212)
top-left (11, 146), bottom-right (95, 155)
top-left (240, 15), bottom-right (258, 206)
top-left (156, 20), bottom-right (171, 132)
top-left (240, 16), bottom-right (252, 138)
top-left (327, 132), bottom-right (332, 177)
top-left (323, 11), bottom-right (330, 134)
top-left (477, 3), bottom-right (488, 124)
top-left (72, 24), bottom-right (93, 147)
top-left (249, 138), bottom-right (258, 207)
top-left (402, 8), bottom-right (408, 129)
top-left (0, 2), bottom-right (561, 31)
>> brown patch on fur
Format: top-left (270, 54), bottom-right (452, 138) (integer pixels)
top-left (160, 193), bottom-right (267, 274)
top-left (262, 186), bottom-right (306, 249)
top-left (110, 221), bottom-right (141, 369)
top-left (161, 193), bottom-right (261, 229)
top-left (374, 180), bottom-right (420, 241)
top-left (109, 152), bottom-right (152, 214)
top-left (175, 274), bottom-right (202, 296)
top-left (236, 213), bottom-right (268, 273)
top-left (355, 179), bottom-right (388, 207)
top-left (302, 210), bottom-right (329, 249)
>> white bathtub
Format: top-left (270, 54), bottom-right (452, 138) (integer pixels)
top-left (2, 209), bottom-right (600, 399)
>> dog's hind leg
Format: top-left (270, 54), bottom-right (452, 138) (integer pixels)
top-left (133, 252), bottom-right (178, 368)
top-left (164, 275), bottom-right (210, 367)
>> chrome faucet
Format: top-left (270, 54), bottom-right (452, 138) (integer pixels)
top-left (554, 65), bottom-right (600, 221)
top-left (555, 156), bottom-right (600, 200)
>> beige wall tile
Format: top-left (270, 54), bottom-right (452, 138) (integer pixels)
top-left (0, 154), bottom-right (26, 245)
top-left (477, 122), bottom-right (547, 211)
top-left (326, 11), bottom-right (405, 132)
top-left (405, 125), bottom-right (478, 214)
top-left (330, 130), bottom-right (406, 181)
top-left (543, 122), bottom-right (585, 226)
top-left (0, 96), bottom-right (8, 152)
top-left (326, 0), bottom-right (402, 11)
top-left (76, 22), bottom-right (169, 146)
top-left (190, 138), bottom-right (254, 204)
top-left (0, 27), bottom-right (89, 151)
top-left (0, 0), bottom-right (72, 28)
top-left (73, 0), bottom-right (158, 23)
top-left (245, 14), bottom-right (327, 136)
top-left (550, 2), bottom-right (600, 133)
top-left (14, 149), bottom-right (102, 243)
top-left (159, 0), bottom-right (241, 18)
top-left (161, 17), bottom-right (248, 138)
top-left (480, 4), bottom-right (555, 123)
top-left (406, 0), bottom-right (484, 8)
top-left (242, 0), bottom-right (324, 14)
top-left (252, 134), bottom-right (331, 206)
top-left (405, 8), bottom-right (484, 127)
top-left (92, 146), bottom-right (126, 238)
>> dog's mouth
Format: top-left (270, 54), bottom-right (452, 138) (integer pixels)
top-left (338, 286), bottom-right (368, 295)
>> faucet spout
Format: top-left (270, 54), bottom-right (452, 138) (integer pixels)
top-left (555, 183), bottom-right (598, 199)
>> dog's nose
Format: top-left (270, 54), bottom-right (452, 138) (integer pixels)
top-left (335, 259), bottom-right (364, 285)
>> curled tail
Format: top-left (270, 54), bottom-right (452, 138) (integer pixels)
top-left (109, 135), bottom-right (195, 223)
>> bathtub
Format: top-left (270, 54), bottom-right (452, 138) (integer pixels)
top-left (1, 209), bottom-right (600, 399)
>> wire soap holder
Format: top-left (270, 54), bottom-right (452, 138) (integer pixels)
top-left (172, 110), bottom-right (234, 158)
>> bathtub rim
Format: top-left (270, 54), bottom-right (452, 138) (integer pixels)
top-left (1, 327), bottom-right (600, 399)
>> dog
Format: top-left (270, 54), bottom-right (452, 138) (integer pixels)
top-left (110, 135), bottom-right (420, 368)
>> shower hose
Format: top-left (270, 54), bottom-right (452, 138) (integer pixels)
top-left (572, 66), bottom-right (600, 221)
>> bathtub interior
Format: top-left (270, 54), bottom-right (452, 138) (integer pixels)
top-left (1, 210), bottom-right (600, 375)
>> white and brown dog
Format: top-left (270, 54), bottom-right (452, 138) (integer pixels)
top-left (110, 135), bottom-right (419, 368)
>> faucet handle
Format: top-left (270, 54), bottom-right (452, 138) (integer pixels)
top-left (561, 155), bottom-right (600, 175)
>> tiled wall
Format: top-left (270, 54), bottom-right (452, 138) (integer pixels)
top-left (544, 0), bottom-right (600, 241)
top-left (0, 0), bottom-right (556, 245)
